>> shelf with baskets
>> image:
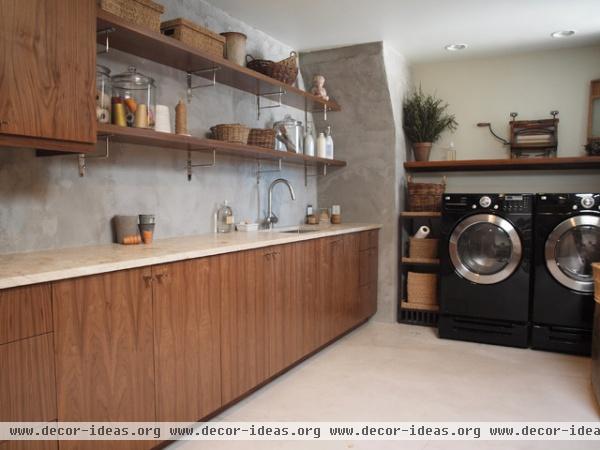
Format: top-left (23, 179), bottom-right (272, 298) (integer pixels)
top-left (96, 8), bottom-right (341, 114)
top-left (97, 123), bottom-right (347, 167)
top-left (398, 178), bottom-right (444, 328)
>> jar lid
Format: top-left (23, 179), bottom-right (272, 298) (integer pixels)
top-left (274, 114), bottom-right (302, 127)
top-left (112, 66), bottom-right (155, 87)
top-left (96, 65), bottom-right (111, 76)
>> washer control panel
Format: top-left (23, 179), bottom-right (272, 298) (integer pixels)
top-left (443, 194), bottom-right (532, 213)
top-left (536, 193), bottom-right (600, 213)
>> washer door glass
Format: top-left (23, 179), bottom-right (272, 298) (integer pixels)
top-left (449, 214), bottom-right (522, 285)
top-left (546, 216), bottom-right (600, 292)
top-left (457, 223), bottom-right (512, 275)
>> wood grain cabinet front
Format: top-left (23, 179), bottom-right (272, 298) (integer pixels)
top-left (152, 259), bottom-right (222, 421)
top-left (0, 283), bottom-right (53, 345)
top-left (52, 269), bottom-right (155, 450)
top-left (0, 0), bottom-right (96, 152)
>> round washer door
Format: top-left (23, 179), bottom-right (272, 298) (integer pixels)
top-left (545, 215), bottom-right (600, 293)
top-left (449, 214), bottom-right (522, 285)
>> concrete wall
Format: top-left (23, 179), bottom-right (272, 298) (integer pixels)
top-left (0, 0), bottom-right (315, 254)
top-left (300, 42), bottom-right (409, 323)
top-left (411, 46), bottom-right (600, 193)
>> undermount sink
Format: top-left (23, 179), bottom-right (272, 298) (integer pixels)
top-left (267, 226), bottom-right (321, 234)
top-left (281, 228), bottom-right (320, 234)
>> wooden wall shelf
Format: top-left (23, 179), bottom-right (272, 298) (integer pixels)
top-left (98, 124), bottom-right (346, 167)
top-left (97, 9), bottom-right (340, 113)
top-left (404, 156), bottom-right (600, 173)
top-left (400, 301), bottom-right (439, 313)
top-left (401, 257), bottom-right (439, 266)
top-left (400, 211), bottom-right (441, 218)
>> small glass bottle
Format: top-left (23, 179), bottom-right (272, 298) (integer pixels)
top-left (217, 200), bottom-right (234, 233)
top-left (325, 125), bottom-right (334, 159)
top-left (317, 132), bottom-right (327, 158)
top-left (446, 141), bottom-right (456, 161)
top-left (304, 123), bottom-right (315, 157)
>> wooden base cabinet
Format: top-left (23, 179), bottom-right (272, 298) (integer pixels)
top-left (153, 259), bottom-right (222, 421)
top-left (52, 269), bottom-right (155, 450)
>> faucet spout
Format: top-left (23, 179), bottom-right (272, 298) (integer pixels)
top-left (266, 178), bottom-right (296, 230)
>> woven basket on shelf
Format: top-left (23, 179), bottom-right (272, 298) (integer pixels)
top-left (98, 0), bottom-right (165, 32)
top-left (407, 176), bottom-right (446, 212)
top-left (210, 124), bottom-right (250, 144)
top-left (407, 272), bottom-right (438, 305)
top-left (248, 128), bottom-right (276, 149)
top-left (409, 238), bottom-right (439, 259)
top-left (161, 18), bottom-right (225, 58)
top-left (246, 52), bottom-right (298, 85)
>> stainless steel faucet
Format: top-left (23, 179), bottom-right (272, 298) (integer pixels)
top-left (265, 178), bottom-right (296, 230)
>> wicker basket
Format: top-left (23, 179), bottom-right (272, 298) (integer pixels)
top-left (161, 18), bottom-right (225, 58)
top-left (407, 176), bottom-right (446, 212)
top-left (248, 129), bottom-right (276, 149)
top-left (210, 124), bottom-right (250, 144)
top-left (409, 238), bottom-right (439, 259)
top-left (407, 272), bottom-right (438, 305)
top-left (246, 52), bottom-right (298, 85)
top-left (98, 0), bottom-right (164, 32)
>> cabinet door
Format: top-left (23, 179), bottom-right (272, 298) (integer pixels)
top-left (153, 259), bottom-right (221, 421)
top-left (317, 237), bottom-right (346, 344)
top-left (0, 283), bottom-right (52, 345)
top-left (53, 269), bottom-right (155, 450)
top-left (343, 233), bottom-right (361, 328)
top-left (298, 239), bottom-right (320, 355)
top-left (220, 250), bottom-right (268, 404)
top-left (0, 0), bottom-right (96, 147)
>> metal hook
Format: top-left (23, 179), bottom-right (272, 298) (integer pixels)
top-left (79, 135), bottom-right (111, 177)
top-left (187, 149), bottom-right (216, 181)
top-left (97, 27), bottom-right (116, 55)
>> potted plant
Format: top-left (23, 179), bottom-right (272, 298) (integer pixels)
top-left (403, 87), bottom-right (458, 161)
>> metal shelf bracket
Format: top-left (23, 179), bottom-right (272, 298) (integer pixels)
top-left (97, 27), bottom-right (116, 55)
top-left (256, 158), bottom-right (282, 184)
top-left (187, 149), bottom-right (216, 181)
top-left (186, 67), bottom-right (221, 102)
top-left (257, 89), bottom-right (286, 119)
top-left (304, 163), bottom-right (329, 186)
top-left (79, 135), bottom-right (112, 177)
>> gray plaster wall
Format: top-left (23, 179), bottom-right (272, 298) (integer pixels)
top-left (300, 42), bottom-right (409, 323)
top-left (0, 0), bottom-right (315, 254)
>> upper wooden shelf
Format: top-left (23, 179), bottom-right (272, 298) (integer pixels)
top-left (97, 9), bottom-right (341, 113)
top-left (404, 156), bottom-right (600, 172)
top-left (97, 123), bottom-right (347, 167)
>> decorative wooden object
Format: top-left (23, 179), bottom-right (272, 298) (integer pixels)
top-left (509, 112), bottom-right (559, 158)
top-left (588, 79), bottom-right (600, 144)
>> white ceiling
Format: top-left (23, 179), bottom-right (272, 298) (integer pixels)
top-left (207, 0), bottom-right (600, 63)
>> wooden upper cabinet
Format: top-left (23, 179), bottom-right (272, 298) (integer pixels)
top-left (52, 268), bottom-right (155, 450)
top-left (0, 0), bottom-right (96, 151)
top-left (153, 259), bottom-right (222, 422)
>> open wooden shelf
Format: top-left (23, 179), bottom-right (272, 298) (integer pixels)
top-left (404, 156), bottom-right (600, 173)
top-left (98, 123), bottom-right (346, 167)
top-left (400, 301), bottom-right (439, 312)
top-left (400, 211), bottom-right (441, 218)
top-left (97, 9), bottom-right (340, 113)
top-left (401, 257), bottom-right (440, 266)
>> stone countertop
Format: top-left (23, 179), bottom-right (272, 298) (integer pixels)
top-left (0, 224), bottom-right (381, 290)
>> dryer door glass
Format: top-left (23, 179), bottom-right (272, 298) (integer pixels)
top-left (546, 215), bottom-right (600, 292)
top-left (449, 214), bottom-right (523, 285)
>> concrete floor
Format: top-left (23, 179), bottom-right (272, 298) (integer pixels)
top-left (172, 321), bottom-right (600, 450)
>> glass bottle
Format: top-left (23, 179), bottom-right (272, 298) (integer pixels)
top-left (317, 132), bottom-right (327, 158)
top-left (325, 125), bottom-right (334, 159)
top-left (304, 122), bottom-right (315, 157)
top-left (217, 200), bottom-right (234, 233)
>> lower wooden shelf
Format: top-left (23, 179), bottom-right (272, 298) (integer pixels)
top-left (401, 257), bottom-right (440, 266)
top-left (400, 211), bottom-right (442, 218)
top-left (97, 123), bottom-right (347, 167)
top-left (400, 300), bottom-right (439, 312)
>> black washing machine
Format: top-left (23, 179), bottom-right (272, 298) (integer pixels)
top-left (439, 194), bottom-right (533, 348)
top-left (532, 193), bottom-right (600, 355)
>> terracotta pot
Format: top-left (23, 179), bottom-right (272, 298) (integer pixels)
top-left (413, 142), bottom-right (432, 161)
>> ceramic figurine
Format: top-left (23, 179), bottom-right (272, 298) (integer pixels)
top-left (310, 74), bottom-right (329, 101)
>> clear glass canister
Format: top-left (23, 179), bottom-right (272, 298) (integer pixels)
top-left (96, 65), bottom-right (112, 124)
top-left (111, 66), bottom-right (156, 129)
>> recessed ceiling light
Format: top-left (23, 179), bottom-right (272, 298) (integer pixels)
top-left (445, 44), bottom-right (468, 51)
top-left (551, 30), bottom-right (576, 38)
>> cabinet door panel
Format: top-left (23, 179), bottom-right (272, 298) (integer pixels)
top-left (0, 0), bottom-right (95, 144)
top-left (53, 269), bottom-right (155, 450)
top-left (153, 259), bottom-right (221, 421)
top-left (343, 234), bottom-right (361, 328)
top-left (0, 284), bottom-right (52, 345)
top-left (220, 250), bottom-right (268, 404)
top-left (299, 240), bottom-right (319, 355)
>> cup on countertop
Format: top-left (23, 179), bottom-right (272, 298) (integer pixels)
top-left (139, 214), bottom-right (156, 244)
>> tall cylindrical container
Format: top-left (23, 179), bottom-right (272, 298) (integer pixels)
top-left (221, 32), bottom-right (247, 66)
top-left (96, 65), bottom-right (112, 124)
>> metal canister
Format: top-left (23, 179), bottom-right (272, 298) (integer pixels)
top-left (273, 114), bottom-right (304, 153)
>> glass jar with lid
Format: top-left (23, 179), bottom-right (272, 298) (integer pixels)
top-left (111, 66), bottom-right (156, 129)
top-left (96, 65), bottom-right (112, 124)
top-left (273, 114), bottom-right (304, 153)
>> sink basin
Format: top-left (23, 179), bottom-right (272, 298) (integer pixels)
top-left (281, 229), bottom-right (319, 234)
top-left (266, 226), bottom-right (321, 234)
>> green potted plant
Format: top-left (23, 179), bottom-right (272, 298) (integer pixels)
top-left (403, 87), bottom-right (458, 161)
